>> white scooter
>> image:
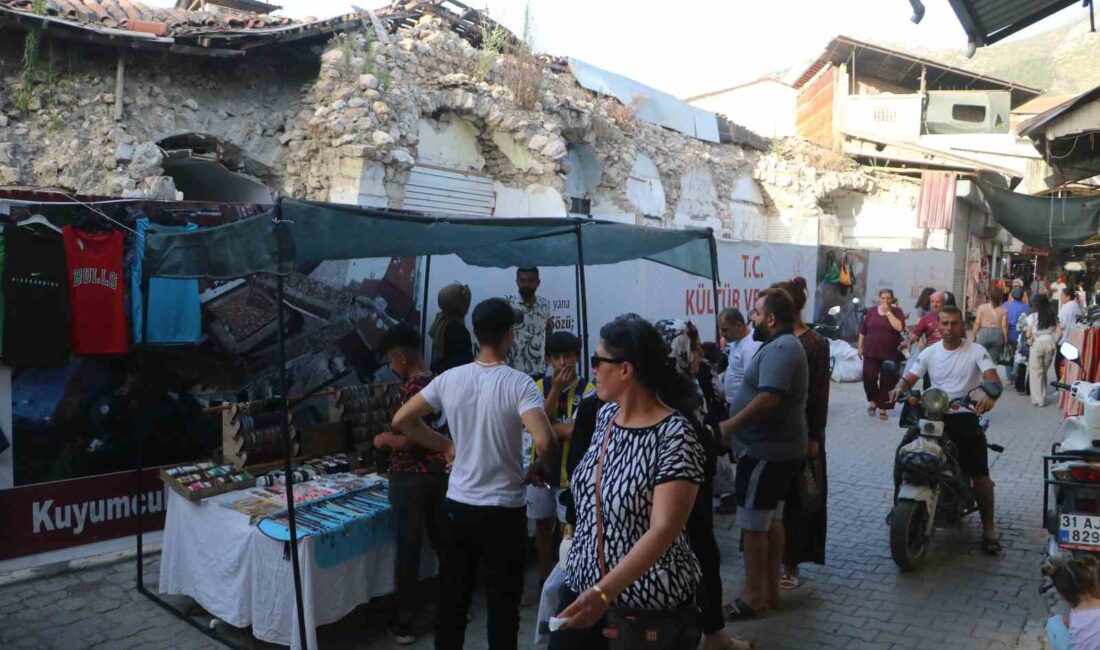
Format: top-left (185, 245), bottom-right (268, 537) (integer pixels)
top-left (1043, 342), bottom-right (1100, 578)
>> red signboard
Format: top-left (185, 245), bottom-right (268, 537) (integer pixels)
top-left (0, 468), bottom-right (167, 561)
top-left (1021, 246), bottom-right (1050, 256)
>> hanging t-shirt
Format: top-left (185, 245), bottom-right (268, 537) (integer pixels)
top-left (130, 217), bottom-right (201, 344)
top-left (63, 226), bottom-right (127, 355)
top-left (2, 225), bottom-right (69, 366)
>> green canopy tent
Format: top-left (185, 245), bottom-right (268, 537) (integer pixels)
top-left (143, 197), bottom-right (718, 279)
top-left (134, 196), bottom-right (719, 649)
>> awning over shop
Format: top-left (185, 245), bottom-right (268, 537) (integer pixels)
top-left (947, 0), bottom-right (1082, 47)
top-left (143, 197), bottom-right (718, 281)
top-left (981, 181), bottom-right (1100, 248)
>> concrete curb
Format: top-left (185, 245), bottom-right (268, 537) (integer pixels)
top-left (0, 541), bottom-right (162, 589)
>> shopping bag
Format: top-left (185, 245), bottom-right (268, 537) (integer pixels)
top-left (713, 453), bottom-right (736, 495)
top-left (535, 564), bottom-right (568, 645)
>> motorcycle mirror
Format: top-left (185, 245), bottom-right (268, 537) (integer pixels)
top-left (828, 305), bottom-right (841, 316)
top-left (1061, 342), bottom-right (1081, 363)
top-left (881, 360), bottom-right (899, 375)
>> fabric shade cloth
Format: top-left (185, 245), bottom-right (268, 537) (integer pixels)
top-left (1060, 324), bottom-right (1100, 417)
top-left (916, 171), bottom-right (957, 231)
top-left (980, 181), bottom-right (1100, 249)
top-left (142, 198), bottom-right (719, 281)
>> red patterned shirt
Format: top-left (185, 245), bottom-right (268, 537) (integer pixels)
top-left (388, 373), bottom-right (450, 474)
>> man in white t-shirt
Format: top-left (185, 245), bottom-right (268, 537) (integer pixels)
top-left (718, 307), bottom-right (762, 409)
top-left (888, 305), bottom-right (1004, 556)
top-left (393, 297), bottom-right (558, 650)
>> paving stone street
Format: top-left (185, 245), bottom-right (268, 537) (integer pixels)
top-left (0, 381), bottom-right (1063, 649)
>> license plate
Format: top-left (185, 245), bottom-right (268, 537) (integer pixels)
top-left (1059, 513), bottom-right (1100, 549)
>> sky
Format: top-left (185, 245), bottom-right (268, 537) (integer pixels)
top-left (151, 0), bottom-right (1087, 98)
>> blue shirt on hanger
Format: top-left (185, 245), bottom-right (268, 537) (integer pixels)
top-left (130, 216), bottom-right (202, 344)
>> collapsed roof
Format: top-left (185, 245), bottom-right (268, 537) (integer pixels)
top-left (0, 0), bottom-right (516, 57)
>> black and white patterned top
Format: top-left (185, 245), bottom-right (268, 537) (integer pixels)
top-left (565, 403), bottom-right (705, 609)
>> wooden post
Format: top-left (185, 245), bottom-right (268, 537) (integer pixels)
top-left (114, 49), bottom-right (125, 121)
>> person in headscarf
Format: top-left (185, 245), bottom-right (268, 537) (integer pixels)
top-left (429, 282), bottom-right (474, 374)
top-left (654, 319), bottom-right (750, 650)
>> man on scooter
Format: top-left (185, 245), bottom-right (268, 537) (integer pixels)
top-left (888, 305), bottom-right (1004, 556)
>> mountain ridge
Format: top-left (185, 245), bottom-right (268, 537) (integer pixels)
top-left (882, 21), bottom-right (1100, 96)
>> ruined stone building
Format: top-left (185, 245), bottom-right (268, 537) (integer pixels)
top-left (0, 0), bottom-right (945, 252)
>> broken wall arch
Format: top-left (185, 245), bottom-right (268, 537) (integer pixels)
top-left (156, 133), bottom-right (274, 204)
top-left (626, 153), bottom-right (666, 220)
top-left (674, 166), bottom-right (721, 232)
top-left (729, 176), bottom-right (767, 241)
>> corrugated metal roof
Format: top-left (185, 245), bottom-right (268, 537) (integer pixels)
top-left (792, 35), bottom-right (1043, 108)
top-left (1012, 95), bottom-right (1076, 115)
top-left (1019, 85), bottom-right (1100, 138)
top-left (947, 0), bottom-right (1081, 46)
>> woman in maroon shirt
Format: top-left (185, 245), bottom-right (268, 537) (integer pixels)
top-left (858, 289), bottom-right (906, 420)
top-left (771, 278), bottom-right (830, 593)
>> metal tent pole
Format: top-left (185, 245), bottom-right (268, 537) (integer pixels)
top-left (575, 223), bottom-right (590, 366)
top-left (135, 242), bottom-right (151, 591)
top-left (420, 255), bottom-right (432, 350)
top-left (709, 235), bottom-right (721, 343)
top-left (273, 199), bottom-right (310, 650)
top-left (134, 222), bottom-right (245, 649)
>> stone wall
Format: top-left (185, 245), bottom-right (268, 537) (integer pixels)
top-left (0, 16), bottom-right (926, 252)
top-left (280, 16), bottom-right (758, 227)
top-left (753, 137), bottom-right (922, 248)
top-left (0, 35), bottom-right (311, 199)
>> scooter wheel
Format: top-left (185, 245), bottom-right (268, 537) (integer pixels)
top-left (890, 500), bottom-right (930, 571)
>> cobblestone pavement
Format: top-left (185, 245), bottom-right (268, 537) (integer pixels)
top-left (0, 381), bottom-right (1062, 649)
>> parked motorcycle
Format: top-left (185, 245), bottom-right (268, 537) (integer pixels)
top-left (1043, 342), bottom-right (1100, 582)
top-left (813, 297), bottom-right (864, 340)
top-left (889, 383), bottom-right (1004, 570)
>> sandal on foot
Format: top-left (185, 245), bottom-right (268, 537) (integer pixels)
top-left (879, 410), bottom-right (889, 420)
top-left (723, 598), bottom-right (760, 621)
top-left (779, 574), bottom-right (801, 590)
top-left (980, 537), bottom-right (1003, 556)
top-left (867, 405), bottom-right (877, 416)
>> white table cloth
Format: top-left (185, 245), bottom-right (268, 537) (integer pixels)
top-left (159, 487), bottom-right (435, 650)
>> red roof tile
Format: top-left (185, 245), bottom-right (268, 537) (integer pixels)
top-left (0, 0), bottom-right (296, 37)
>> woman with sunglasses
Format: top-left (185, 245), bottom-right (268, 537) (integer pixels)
top-left (550, 317), bottom-right (707, 649)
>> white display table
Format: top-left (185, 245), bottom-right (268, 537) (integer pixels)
top-left (159, 485), bottom-right (435, 650)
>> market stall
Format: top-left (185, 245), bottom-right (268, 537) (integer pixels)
top-left (135, 197), bottom-right (719, 649)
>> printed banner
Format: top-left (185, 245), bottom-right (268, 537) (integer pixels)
top-left (424, 240), bottom-right (818, 347)
top-left (0, 467), bottom-right (167, 561)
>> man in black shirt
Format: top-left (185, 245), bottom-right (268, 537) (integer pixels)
top-left (561, 393), bottom-right (601, 526)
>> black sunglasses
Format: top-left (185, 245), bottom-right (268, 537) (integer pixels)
top-left (590, 354), bottom-right (624, 368)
